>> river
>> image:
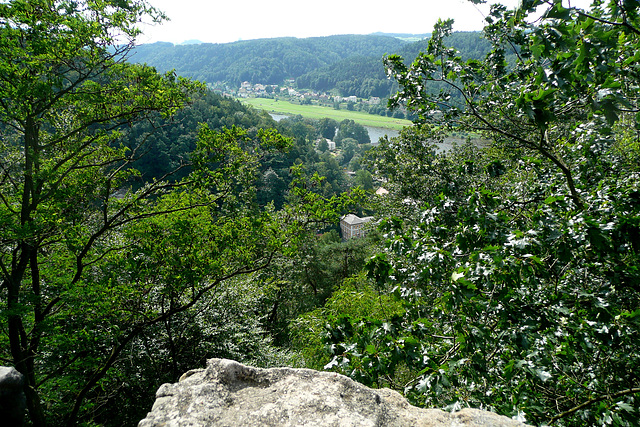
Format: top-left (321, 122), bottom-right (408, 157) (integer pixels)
top-left (269, 113), bottom-right (466, 151)
top-left (269, 113), bottom-right (399, 143)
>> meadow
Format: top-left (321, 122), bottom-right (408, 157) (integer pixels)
top-left (239, 98), bottom-right (412, 130)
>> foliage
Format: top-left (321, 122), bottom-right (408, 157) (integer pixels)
top-left (323, 1), bottom-right (640, 426)
top-left (290, 270), bottom-right (404, 371)
top-left (328, 143), bottom-right (640, 425)
top-left (335, 119), bottom-right (371, 145)
top-left (90, 240), bottom-right (301, 426)
top-left (385, 0), bottom-right (640, 208)
top-left (368, 125), bottom-right (496, 204)
top-left (123, 90), bottom-right (278, 182)
top-left (317, 117), bottom-right (339, 139)
top-left (0, 1), bottom-right (328, 426)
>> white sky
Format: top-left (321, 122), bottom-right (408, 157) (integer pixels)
top-left (138, 0), bottom-right (593, 45)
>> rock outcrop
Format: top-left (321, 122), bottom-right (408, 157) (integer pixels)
top-left (139, 358), bottom-right (530, 427)
top-left (0, 366), bottom-right (26, 427)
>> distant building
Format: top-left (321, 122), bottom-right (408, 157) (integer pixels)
top-left (375, 187), bottom-right (389, 196)
top-left (340, 214), bottom-right (373, 240)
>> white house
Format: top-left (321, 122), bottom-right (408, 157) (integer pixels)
top-left (340, 214), bottom-right (373, 240)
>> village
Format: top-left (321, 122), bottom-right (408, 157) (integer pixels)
top-left (229, 80), bottom-right (383, 109)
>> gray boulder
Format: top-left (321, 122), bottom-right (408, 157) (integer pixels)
top-left (0, 366), bottom-right (26, 427)
top-left (139, 358), bottom-right (530, 427)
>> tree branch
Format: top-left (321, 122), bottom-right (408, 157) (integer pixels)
top-left (548, 387), bottom-right (640, 423)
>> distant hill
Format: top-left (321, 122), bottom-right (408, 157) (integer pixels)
top-left (129, 35), bottom-right (408, 86)
top-left (128, 32), bottom-right (491, 99)
top-left (296, 32), bottom-right (491, 98)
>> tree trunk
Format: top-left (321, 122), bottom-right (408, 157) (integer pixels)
top-left (8, 117), bottom-right (48, 426)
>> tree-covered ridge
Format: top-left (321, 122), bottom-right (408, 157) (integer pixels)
top-left (296, 32), bottom-right (492, 98)
top-left (129, 32), bottom-right (492, 100)
top-left (295, 55), bottom-right (394, 98)
top-left (129, 35), bottom-right (408, 86)
top-left (122, 91), bottom-right (278, 182)
top-left (119, 91), bottom-right (375, 211)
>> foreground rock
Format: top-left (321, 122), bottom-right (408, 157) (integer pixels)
top-left (139, 358), bottom-right (529, 427)
top-left (0, 366), bottom-right (26, 427)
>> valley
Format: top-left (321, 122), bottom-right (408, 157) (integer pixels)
top-left (3, 2), bottom-right (639, 426)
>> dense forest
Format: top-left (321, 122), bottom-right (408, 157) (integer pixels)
top-left (128, 34), bottom-right (408, 87)
top-left (296, 32), bottom-right (493, 98)
top-left (1, 1), bottom-right (639, 427)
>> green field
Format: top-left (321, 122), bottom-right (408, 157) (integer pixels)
top-left (239, 98), bottom-right (412, 130)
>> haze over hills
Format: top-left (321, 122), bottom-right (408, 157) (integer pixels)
top-left (369, 31), bottom-right (431, 42)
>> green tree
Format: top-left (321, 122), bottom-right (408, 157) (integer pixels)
top-left (335, 119), bottom-right (370, 145)
top-left (385, 1), bottom-right (640, 209)
top-left (340, 138), bottom-right (358, 166)
top-left (354, 169), bottom-right (374, 191)
top-left (290, 271), bottom-right (403, 370)
top-left (317, 138), bottom-right (330, 152)
top-left (0, 1), bottom-right (304, 425)
top-left (325, 1), bottom-right (640, 425)
top-left (318, 117), bottom-right (339, 139)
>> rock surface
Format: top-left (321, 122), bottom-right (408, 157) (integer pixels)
top-left (139, 358), bottom-right (530, 427)
top-left (0, 366), bottom-right (26, 427)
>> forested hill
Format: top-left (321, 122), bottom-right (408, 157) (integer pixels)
top-left (128, 34), bottom-right (408, 86)
top-left (295, 32), bottom-right (491, 98)
top-left (129, 32), bottom-right (490, 98)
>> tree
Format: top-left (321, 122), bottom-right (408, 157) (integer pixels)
top-left (354, 169), bottom-right (374, 191)
top-left (340, 138), bottom-right (358, 166)
top-left (317, 138), bottom-right (330, 152)
top-left (385, 1), bottom-right (640, 209)
top-left (335, 119), bottom-right (370, 145)
top-left (324, 1), bottom-right (640, 425)
top-left (258, 167), bottom-right (288, 209)
top-left (318, 117), bottom-right (339, 139)
top-left (0, 1), bottom-right (305, 425)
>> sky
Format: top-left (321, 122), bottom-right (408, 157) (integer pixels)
top-left (137, 0), bottom-right (594, 45)
top-left (137, 0), bottom-right (524, 45)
